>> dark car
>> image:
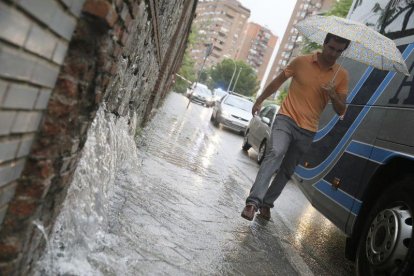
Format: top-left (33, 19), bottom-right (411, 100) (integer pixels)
top-left (242, 104), bottom-right (279, 164)
top-left (211, 93), bottom-right (253, 134)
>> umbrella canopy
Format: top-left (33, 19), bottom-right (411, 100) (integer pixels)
top-left (295, 15), bottom-right (410, 76)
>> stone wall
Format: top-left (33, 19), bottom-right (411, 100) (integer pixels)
top-left (0, 0), bottom-right (197, 274)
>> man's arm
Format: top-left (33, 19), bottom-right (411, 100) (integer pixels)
top-left (252, 72), bottom-right (288, 115)
top-left (321, 82), bottom-right (346, 115)
top-left (330, 92), bottom-right (347, 115)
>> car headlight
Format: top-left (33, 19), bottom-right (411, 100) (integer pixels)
top-left (220, 110), bottom-right (232, 118)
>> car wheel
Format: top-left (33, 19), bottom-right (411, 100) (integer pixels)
top-left (242, 131), bottom-right (251, 151)
top-left (210, 112), bottom-right (214, 122)
top-left (356, 176), bottom-right (414, 276)
top-left (212, 114), bottom-right (219, 127)
top-left (257, 141), bottom-right (267, 164)
top-left (210, 113), bottom-right (218, 126)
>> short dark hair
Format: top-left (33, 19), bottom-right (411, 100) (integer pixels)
top-left (324, 33), bottom-right (351, 49)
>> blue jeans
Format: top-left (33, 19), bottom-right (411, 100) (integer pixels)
top-left (246, 115), bottom-right (315, 208)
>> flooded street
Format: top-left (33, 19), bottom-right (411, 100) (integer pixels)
top-left (36, 92), bottom-right (355, 275)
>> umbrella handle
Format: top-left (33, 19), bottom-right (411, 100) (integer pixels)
top-left (331, 47), bottom-right (349, 83)
top-left (332, 55), bottom-right (346, 83)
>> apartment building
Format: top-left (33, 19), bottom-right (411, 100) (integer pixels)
top-left (264, 0), bottom-right (335, 88)
top-left (236, 22), bottom-right (278, 81)
top-left (191, 0), bottom-right (250, 71)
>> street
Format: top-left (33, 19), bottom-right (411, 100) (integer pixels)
top-left (136, 92), bottom-right (355, 275)
top-left (36, 92), bottom-right (355, 275)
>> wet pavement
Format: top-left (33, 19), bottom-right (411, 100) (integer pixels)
top-left (36, 92), bottom-right (355, 275)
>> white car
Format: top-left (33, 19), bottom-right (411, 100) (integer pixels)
top-left (212, 88), bottom-right (229, 102)
top-left (242, 104), bottom-right (279, 164)
top-left (187, 83), bottom-right (214, 107)
top-left (210, 93), bottom-right (253, 134)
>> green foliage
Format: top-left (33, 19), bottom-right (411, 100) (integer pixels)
top-left (276, 89), bottom-right (288, 105)
top-left (173, 26), bottom-right (200, 94)
top-left (301, 0), bottom-right (353, 54)
top-left (301, 40), bottom-right (321, 55)
top-left (174, 53), bottom-right (196, 94)
top-left (325, 0), bottom-right (354, 17)
top-left (199, 70), bottom-right (209, 83)
top-left (209, 59), bottom-right (260, 97)
top-left (275, 78), bottom-right (291, 105)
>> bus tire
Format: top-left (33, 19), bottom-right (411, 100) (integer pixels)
top-left (356, 176), bottom-right (414, 276)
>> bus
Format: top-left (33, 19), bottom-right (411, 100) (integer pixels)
top-left (293, 1), bottom-right (414, 275)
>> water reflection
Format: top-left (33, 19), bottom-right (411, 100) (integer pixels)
top-left (293, 204), bottom-right (335, 248)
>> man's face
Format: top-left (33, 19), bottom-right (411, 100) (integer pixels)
top-left (322, 39), bottom-right (348, 64)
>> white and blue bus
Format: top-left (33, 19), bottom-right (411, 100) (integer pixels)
top-left (293, 1), bottom-right (414, 275)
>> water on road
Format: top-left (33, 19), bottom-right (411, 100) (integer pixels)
top-left (35, 92), bottom-right (354, 275)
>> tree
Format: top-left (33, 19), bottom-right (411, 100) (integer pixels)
top-left (173, 26), bottom-right (200, 94)
top-left (209, 59), bottom-right (259, 97)
top-left (199, 70), bottom-right (209, 84)
top-left (174, 53), bottom-right (196, 94)
top-left (275, 79), bottom-right (291, 105)
top-left (301, 0), bottom-right (353, 54)
top-left (325, 0), bottom-right (354, 17)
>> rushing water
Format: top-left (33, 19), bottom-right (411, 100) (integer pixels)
top-left (34, 95), bottom-right (240, 275)
top-left (35, 105), bottom-right (145, 275)
top-left (34, 94), bottom-right (262, 275)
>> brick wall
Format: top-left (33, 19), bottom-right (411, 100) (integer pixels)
top-left (0, 0), bottom-right (197, 274)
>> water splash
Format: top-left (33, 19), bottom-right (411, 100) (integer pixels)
top-left (33, 220), bottom-right (54, 275)
top-left (34, 105), bottom-right (143, 275)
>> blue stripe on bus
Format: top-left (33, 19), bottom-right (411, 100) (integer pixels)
top-left (346, 140), bottom-right (414, 164)
top-left (314, 180), bottom-right (361, 215)
top-left (345, 140), bottom-right (372, 159)
top-left (313, 141), bottom-right (414, 216)
top-left (371, 147), bottom-right (398, 164)
top-left (295, 44), bottom-right (414, 181)
top-left (314, 67), bottom-right (374, 141)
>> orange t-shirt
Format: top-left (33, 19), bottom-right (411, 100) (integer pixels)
top-left (279, 53), bottom-right (349, 132)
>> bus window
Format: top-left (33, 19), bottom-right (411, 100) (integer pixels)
top-left (382, 1), bottom-right (414, 40)
top-left (348, 0), bottom-right (389, 31)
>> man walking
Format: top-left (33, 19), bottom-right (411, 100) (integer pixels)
top-left (241, 33), bottom-right (350, 221)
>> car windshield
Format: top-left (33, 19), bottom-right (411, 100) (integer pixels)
top-left (224, 96), bottom-right (253, 112)
top-left (194, 86), bottom-right (212, 96)
top-left (214, 89), bottom-right (228, 97)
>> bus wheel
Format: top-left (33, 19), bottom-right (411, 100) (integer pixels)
top-left (356, 177), bottom-right (414, 276)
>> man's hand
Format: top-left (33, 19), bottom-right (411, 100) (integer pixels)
top-left (321, 81), bottom-right (346, 115)
top-left (321, 81), bottom-right (336, 98)
top-left (252, 101), bottom-right (262, 116)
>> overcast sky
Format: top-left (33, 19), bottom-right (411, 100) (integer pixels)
top-left (238, 0), bottom-right (297, 39)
